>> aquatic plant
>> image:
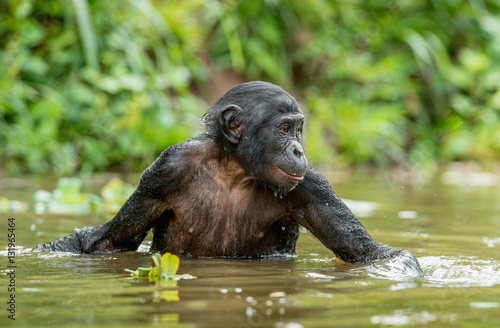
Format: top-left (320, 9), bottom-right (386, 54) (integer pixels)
top-left (125, 252), bottom-right (196, 281)
top-left (33, 177), bottom-right (134, 215)
top-left (34, 177), bottom-right (101, 215)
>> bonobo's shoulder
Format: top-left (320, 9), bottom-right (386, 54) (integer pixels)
top-left (161, 134), bottom-right (213, 159)
top-left (139, 134), bottom-right (214, 191)
top-left (149, 134), bottom-right (215, 170)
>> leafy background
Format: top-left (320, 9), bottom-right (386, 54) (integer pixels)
top-left (1, 0), bottom-right (499, 176)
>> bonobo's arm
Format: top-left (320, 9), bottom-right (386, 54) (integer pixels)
top-left (33, 146), bottom-right (181, 254)
top-left (293, 167), bottom-right (423, 277)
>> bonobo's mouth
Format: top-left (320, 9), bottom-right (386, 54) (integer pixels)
top-left (277, 167), bottom-right (305, 182)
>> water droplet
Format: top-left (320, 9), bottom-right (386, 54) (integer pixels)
top-left (246, 307), bottom-right (255, 317)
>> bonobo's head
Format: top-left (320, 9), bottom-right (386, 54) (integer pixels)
top-left (203, 81), bottom-right (308, 192)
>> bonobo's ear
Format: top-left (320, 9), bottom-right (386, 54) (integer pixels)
top-left (220, 105), bottom-right (243, 144)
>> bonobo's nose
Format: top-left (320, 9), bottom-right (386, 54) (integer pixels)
top-left (292, 142), bottom-right (304, 159)
top-left (286, 141), bottom-right (307, 174)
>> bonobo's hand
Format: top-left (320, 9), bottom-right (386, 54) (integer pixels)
top-left (32, 225), bottom-right (109, 253)
top-left (368, 248), bottom-right (424, 278)
top-left (32, 230), bottom-right (85, 253)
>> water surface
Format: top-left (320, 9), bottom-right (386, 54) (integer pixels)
top-left (1, 171), bottom-right (499, 327)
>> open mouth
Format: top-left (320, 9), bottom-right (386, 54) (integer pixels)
top-left (277, 167), bottom-right (304, 182)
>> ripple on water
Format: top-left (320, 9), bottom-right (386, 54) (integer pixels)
top-left (419, 256), bottom-right (500, 287)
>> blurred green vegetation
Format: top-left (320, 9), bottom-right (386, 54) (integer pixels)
top-left (1, 0), bottom-right (499, 176)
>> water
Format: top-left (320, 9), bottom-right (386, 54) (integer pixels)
top-left (1, 170), bottom-right (500, 327)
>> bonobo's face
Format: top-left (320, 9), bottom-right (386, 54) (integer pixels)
top-left (216, 82), bottom-right (308, 193)
top-left (238, 93), bottom-right (308, 192)
top-left (257, 103), bottom-right (307, 192)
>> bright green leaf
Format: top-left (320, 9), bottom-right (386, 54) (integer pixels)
top-left (160, 252), bottom-right (180, 276)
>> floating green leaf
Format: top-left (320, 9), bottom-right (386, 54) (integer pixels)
top-left (125, 267), bottom-right (155, 278)
top-left (126, 253), bottom-right (195, 281)
top-left (160, 252), bottom-right (180, 276)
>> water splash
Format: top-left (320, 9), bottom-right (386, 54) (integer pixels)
top-left (419, 256), bottom-right (500, 287)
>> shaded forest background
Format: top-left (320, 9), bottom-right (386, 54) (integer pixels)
top-left (1, 0), bottom-right (499, 176)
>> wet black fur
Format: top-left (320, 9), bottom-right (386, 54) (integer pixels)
top-left (33, 81), bottom-right (423, 277)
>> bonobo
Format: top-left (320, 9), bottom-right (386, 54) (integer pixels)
top-left (33, 81), bottom-right (423, 277)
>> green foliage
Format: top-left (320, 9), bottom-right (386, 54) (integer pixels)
top-left (0, 0), bottom-right (210, 175)
top-left (210, 0), bottom-right (500, 167)
top-left (330, 2), bottom-right (499, 166)
top-left (305, 87), bottom-right (407, 167)
top-left (1, 0), bottom-right (500, 174)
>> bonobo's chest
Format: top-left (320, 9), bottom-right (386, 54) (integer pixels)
top-left (152, 157), bottom-right (299, 257)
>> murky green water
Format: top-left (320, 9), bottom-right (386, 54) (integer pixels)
top-left (1, 170), bottom-right (500, 327)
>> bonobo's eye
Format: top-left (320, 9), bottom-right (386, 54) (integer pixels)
top-left (280, 125), bottom-right (290, 134)
top-left (295, 124), bottom-right (303, 139)
top-left (297, 124), bottom-right (303, 137)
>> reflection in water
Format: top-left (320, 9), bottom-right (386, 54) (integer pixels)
top-left (155, 279), bottom-right (179, 302)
